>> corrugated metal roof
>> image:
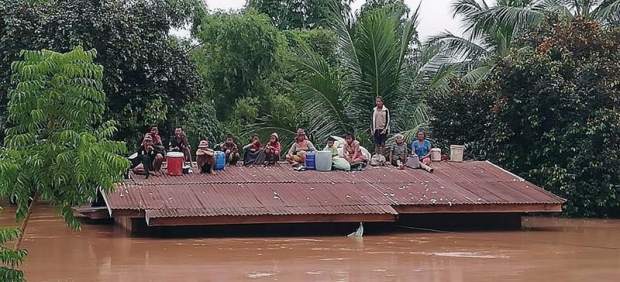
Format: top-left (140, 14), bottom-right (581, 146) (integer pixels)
top-left (106, 161), bottom-right (565, 221)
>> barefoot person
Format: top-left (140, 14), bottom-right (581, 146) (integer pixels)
top-left (343, 133), bottom-right (366, 167)
top-left (133, 134), bottom-right (164, 176)
top-left (389, 134), bottom-right (408, 169)
top-left (412, 131), bottom-right (432, 166)
top-left (286, 128), bottom-right (316, 167)
top-left (371, 96), bottom-right (390, 155)
top-left (196, 139), bottom-right (216, 174)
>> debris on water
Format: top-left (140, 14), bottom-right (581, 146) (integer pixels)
top-left (347, 222), bottom-right (364, 238)
top-left (345, 195), bottom-right (351, 198)
top-left (430, 199), bottom-right (437, 204)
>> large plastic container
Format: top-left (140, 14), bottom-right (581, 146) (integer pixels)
top-left (304, 151), bottom-right (316, 170)
top-left (166, 152), bottom-right (184, 176)
top-left (450, 145), bottom-right (464, 162)
top-left (215, 151), bottom-right (226, 170)
top-left (430, 148), bottom-right (442, 162)
top-left (315, 150), bottom-right (333, 171)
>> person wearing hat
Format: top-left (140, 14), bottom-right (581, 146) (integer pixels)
top-left (389, 133), bottom-right (408, 169)
top-left (263, 133), bottom-right (281, 165)
top-left (286, 128), bottom-right (316, 167)
top-left (133, 133), bottom-right (164, 176)
top-left (195, 138), bottom-right (216, 174)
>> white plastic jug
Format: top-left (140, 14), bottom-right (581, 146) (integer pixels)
top-left (430, 148), bottom-right (441, 162)
top-left (450, 145), bottom-right (464, 162)
top-left (315, 150), bottom-right (333, 171)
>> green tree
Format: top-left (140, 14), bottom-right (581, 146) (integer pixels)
top-left (0, 46), bottom-right (129, 262)
top-left (0, 0), bottom-right (208, 146)
top-left (192, 10), bottom-right (286, 120)
top-left (429, 19), bottom-right (620, 216)
top-left (291, 3), bottom-right (442, 146)
top-left (247, 0), bottom-right (352, 29)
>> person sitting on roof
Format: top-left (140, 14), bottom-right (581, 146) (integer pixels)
top-left (263, 132), bottom-right (281, 165)
top-left (169, 127), bottom-right (191, 162)
top-left (243, 134), bottom-right (264, 166)
top-left (133, 134), bottom-right (164, 176)
top-left (286, 128), bottom-right (316, 167)
top-left (219, 134), bottom-right (240, 166)
top-left (389, 133), bottom-right (408, 170)
top-left (148, 126), bottom-right (164, 148)
top-left (343, 133), bottom-right (367, 168)
top-left (324, 136), bottom-right (350, 171)
top-left (412, 130), bottom-right (432, 166)
top-left (196, 139), bottom-right (216, 174)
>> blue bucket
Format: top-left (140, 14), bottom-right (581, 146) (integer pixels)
top-left (215, 151), bottom-right (226, 170)
top-left (305, 151), bottom-right (316, 170)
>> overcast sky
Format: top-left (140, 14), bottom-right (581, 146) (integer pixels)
top-left (203, 0), bottom-right (471, 40)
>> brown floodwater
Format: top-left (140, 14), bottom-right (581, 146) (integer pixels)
top-left (1, 205), bottom-right (619, 282)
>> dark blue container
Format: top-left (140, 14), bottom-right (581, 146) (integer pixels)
top-left (215, 151), bottom-right (226, 170)
top-left (305, 151), bottom-right (316, 170)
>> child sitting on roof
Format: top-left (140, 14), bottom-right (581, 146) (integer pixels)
top-left (324, 136), bottom-right (350, 171)
top-left (263, 133), bottom-right (281, 165)
top-left (219, 134), bottom-right (240, 166)
top-left (343, 133), bottom-right (367, 169)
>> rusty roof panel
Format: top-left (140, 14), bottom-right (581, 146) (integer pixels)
top-left (105, 161), bottom-right (565, 219)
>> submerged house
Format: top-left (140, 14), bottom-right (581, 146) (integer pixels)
top-left (91, 161), bottom-right (565, 233)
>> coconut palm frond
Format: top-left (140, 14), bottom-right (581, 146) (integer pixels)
top-left (427, 31), bottom-right (490, 62)
top-left (392, 103), bottom-right (430, 144)
top-left (291, 46), bottom-right (350, 143)
top-left (592, 0), bottom-right (620, 25)
top-left (326, 0), bottom-right (363, 92)
top-left (462, 64), bottom-right (493, 85)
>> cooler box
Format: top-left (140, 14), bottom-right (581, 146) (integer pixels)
top-left (215, 151), bottom-right (226, 170)
top-left (166, 152), bottom-right (184, 176)
top-left (315, 151), bottom-right (332, 171)
top-left (304, 151), bottom-right (316, 170)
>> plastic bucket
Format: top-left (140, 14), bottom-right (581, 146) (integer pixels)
top-left (315, 151), bottom-right (332, 171)
top-left (215, 151), bottom-right (226, 170)
top-left (430, 148), bottom-right (442, 162)
top-left (305, 151), bottom-right (316, 170)
top-left (450, 145), bottom-right (464, 162)
top-left (166, 152), bottom-right (184, 176)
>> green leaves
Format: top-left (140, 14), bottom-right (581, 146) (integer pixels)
top-left (0, 47), bottom-right (130, 230)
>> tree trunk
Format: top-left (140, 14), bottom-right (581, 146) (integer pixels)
top-left (14, 193), bottom-right (38, 250)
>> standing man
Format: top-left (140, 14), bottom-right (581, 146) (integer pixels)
top-left (371, 96), bottom-right (390, 156)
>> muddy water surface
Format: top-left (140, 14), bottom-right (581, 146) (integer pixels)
top-left (2, 206), bottom-right (619, 282)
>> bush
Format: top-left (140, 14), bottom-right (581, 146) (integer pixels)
top-left (430, 19), bottom-right (620, 217)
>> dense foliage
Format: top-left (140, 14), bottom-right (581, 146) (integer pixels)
top-left (247, 0), bottom-right (352, 29)
top-left (430, 19), bottom-right (620, 216)
top-left (0, 0), bottom-right (209, 146)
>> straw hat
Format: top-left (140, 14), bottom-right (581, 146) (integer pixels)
top-left (198, 140), bottom-right (209, 148)
top-left (394, 133), bottom-right (404, 140)
top-left (271, 132), bottom-right (279, 140)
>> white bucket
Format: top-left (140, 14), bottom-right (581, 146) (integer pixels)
top-left (430, 148), bottom-right (441, 162)
top-left (315, 151), bottom-right (333, 171)
top-left (450, 145), bottom-right (464, 162)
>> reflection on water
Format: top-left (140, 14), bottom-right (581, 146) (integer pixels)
top-left (1, 205), bottom-right (619, 282)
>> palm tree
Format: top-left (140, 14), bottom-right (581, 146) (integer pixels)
top-left (291, 2), bottom-right (442, 145)
top-left (430, 0), bottom-right (620, 83)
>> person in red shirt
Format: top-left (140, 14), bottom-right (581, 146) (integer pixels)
top-left (264, 132), bottom-right (281, 165)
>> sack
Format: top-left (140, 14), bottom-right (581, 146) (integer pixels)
top-left (332, 157), bottom-right (351, 171)
top-left (406, 155), bottom-right (420, 169)
top-left (370, 154), bottom-right (386, 166)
